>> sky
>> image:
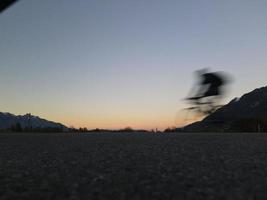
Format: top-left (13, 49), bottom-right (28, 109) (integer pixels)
top-left (0, 0), bottom-right (267, 130)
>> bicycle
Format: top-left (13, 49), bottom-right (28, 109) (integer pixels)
top-left (175, 97), bottom-right (223, 127)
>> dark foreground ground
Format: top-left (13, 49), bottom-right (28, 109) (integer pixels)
top-left (1, 133), bottom-right (267, 200)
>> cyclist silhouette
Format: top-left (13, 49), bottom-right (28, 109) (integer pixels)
top-left (186, 68), bottom-right (228, 114)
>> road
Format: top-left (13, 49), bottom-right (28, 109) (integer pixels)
top-left (1, 132), bottom-right (267, 200)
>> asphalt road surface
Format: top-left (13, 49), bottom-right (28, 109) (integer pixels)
top-left (1, 132), bottom-right (267, 200)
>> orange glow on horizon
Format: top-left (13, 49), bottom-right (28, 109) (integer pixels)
top-left (52, 114), bottom-right (195, 131)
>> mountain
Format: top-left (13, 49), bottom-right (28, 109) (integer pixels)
top-left (0, 112), bottom-right (68, 131)
top-left (183, 86), bottom-right (267, 132)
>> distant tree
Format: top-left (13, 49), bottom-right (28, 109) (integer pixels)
top-left (69, 126), bottom-right (78, 132)
top-left (164, 127), bottom-right (172, 133)
top-left (164, 127), bottom-right (179, 133)
top-left (229, 118), bottom-right (267, 132)
top-left (121, 127), bottom-right (134, 132)
top-left (11, 122), bottom-right (22, 132)
top-left (78, 127), bottom-right (88, 132)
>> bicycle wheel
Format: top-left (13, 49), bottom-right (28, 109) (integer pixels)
top-left (175, 107), bottom-right (202, 128)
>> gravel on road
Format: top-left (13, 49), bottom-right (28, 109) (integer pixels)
top-left (1, 132), bottom-right (267, 200)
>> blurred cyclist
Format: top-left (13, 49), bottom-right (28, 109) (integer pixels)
top-left (187, 68), bottom-right (227, 104)
top-left (0, 0), bottom-right (18, 13)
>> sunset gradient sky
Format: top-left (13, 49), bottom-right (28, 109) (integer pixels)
top-left (0, 0), bottom-right (267, 130)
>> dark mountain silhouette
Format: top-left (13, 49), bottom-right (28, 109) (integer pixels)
top-left (0, 112), bottom-right (68, 131)
top-left (184, 86), bottom-right (267, 132)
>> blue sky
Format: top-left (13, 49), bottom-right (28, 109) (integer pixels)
top-left (0, 0), bottom-right (267, 129)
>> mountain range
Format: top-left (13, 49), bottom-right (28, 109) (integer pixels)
top-left (183, 86), bottom-right (267, 132)
top-left (0, 112), bottom-right (68, 131)
top-left (2, 86), bottom-right (267, 133)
